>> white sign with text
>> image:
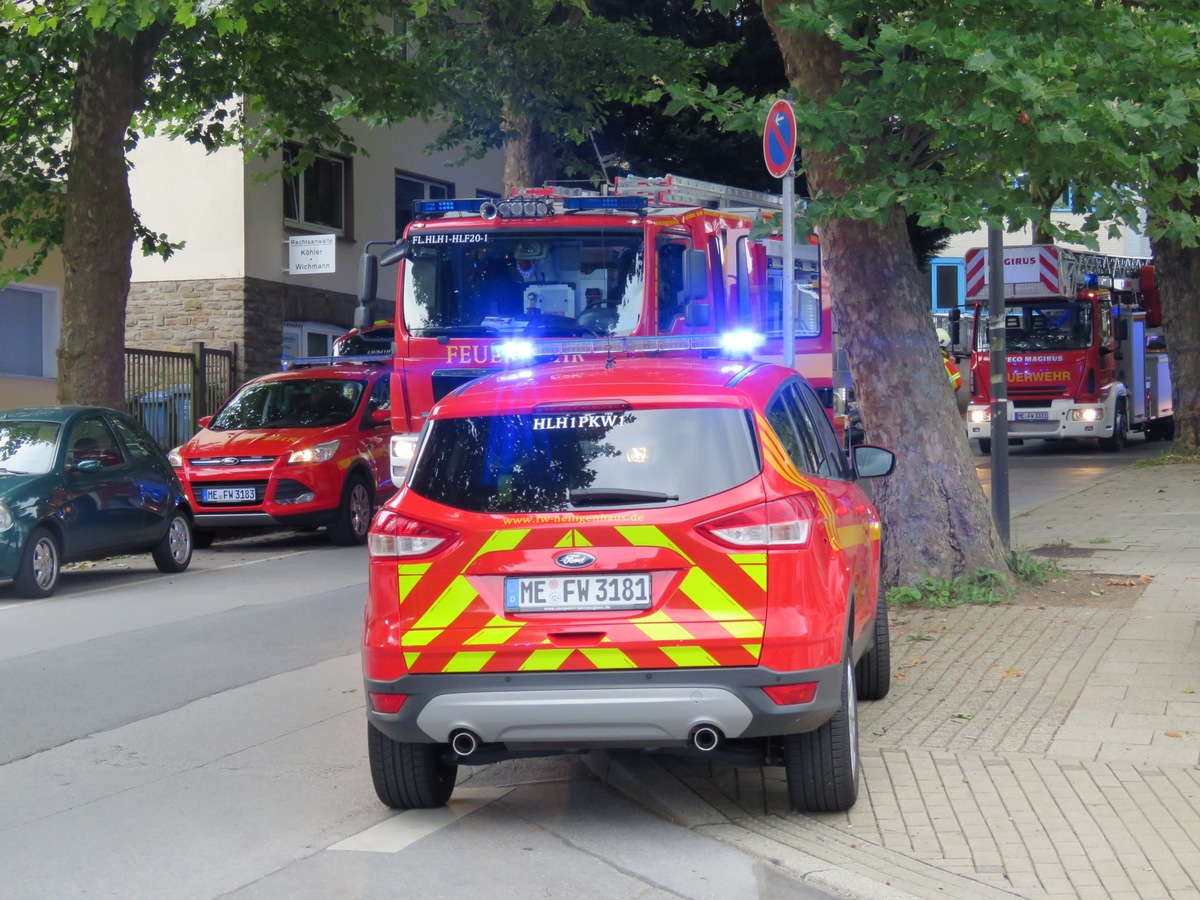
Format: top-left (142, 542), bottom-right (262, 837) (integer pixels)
top-left (288, 234), bottom-right (336, 274)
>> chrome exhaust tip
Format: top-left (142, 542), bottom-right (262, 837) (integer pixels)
top-left (689, 725), bottom-right (722, 752)
top-left (450, 729), bottom-right (480, 757)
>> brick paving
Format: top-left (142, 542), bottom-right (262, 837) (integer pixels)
top-left (592, 463), bottom-right (1200, 898)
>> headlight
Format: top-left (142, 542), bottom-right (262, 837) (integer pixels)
top-left (968, 408), bottom-right (991, 424)
top-left (0, 501), bottom-right (12, 532)
top-left (390, 433), bottom-right (420, 483)
top-left (1070, 408), bottom-right (1103, 422)
top-left (288, 439), bottom-right (340, 464)
top-left (167, 446), bottom-right (182, 467)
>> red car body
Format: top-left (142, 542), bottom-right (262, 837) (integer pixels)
top-left (363, 356), bottom-right (894, 812)
top-left (171, 363), bottom-right (395, 545)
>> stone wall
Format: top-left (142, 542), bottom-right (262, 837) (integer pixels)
top-left (127, 277), bottom-right (358, 383)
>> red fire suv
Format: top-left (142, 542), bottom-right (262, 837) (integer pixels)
top-left (170, 362), bottom-right (394, 547)
top-left (362, 356), bottom-right (895, 814)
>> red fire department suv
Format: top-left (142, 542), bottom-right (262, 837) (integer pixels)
top-left (170, 362), bottom-right (394, 547)
top-left (362, 356), bottom-right (895, 813)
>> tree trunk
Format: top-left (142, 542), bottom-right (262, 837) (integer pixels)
top-left (502, 108), bottom-right (557, 192)
top-left (58, 34), bottom-right (144, 408)
top-left (1150, 159), bottom-right (1200, 452)
top-left (764, 0), bottom-right (1008, 586)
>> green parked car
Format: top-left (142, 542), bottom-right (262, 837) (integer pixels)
top-left (0, 406), bottom-right (194, 599)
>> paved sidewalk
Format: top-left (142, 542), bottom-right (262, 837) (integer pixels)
top-left (591, 462), bottom-right (1200, 898)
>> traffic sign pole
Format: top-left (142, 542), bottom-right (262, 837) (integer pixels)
top-left (764, 97), bottom-right (798, 368)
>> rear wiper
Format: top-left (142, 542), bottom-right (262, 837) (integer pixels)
top-left (569, 488), bottom-right (679, 506)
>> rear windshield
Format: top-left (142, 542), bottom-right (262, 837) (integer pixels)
top-left (0, 420), bottom-right (61, 475)
top-left (408, 407), bottom-right (760, 514)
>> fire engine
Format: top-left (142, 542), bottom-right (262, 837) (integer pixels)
top-left (337, 174), bottom-right (845, 477)
top-left (963, 244), bottom-right (1174, 453)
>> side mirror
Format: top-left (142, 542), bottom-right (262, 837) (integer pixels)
top-left (1114, 317), bottom-right (1129, 343)
top-left (198, 415), bottom-right (212, 429)
top-left (685, 302), bottom-right (712, 329)
top-left (365, 407), bottom-right (390, 428)
top-left (853, 444), bottom-right (896, 479)
top-left (682, 249), bottom-right (709, 300)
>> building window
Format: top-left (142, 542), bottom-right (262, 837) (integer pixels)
top-left (0, 285), bottom-right (59, 379)
top-left (395, 172), bottom-right (453, 238)
top-left (284, 143), bottom-right (352, 237)
top-left (931, 259), bottom-right (963, 311)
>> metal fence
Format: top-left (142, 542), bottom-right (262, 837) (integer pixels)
top-left (124, 342), bottom-right (238, 449)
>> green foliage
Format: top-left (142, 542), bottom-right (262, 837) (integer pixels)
top-left (696, 0), bottom-right (1200, 249)
top-left (1006, 550), bottom-right (1060, 586)
top-left (887, 569), bottom-right (1009, 608)
top-left (0, 0), bottom-right (435, 278)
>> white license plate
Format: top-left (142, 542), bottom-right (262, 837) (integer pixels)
top-left (504, 573), bottom-right (652, 612)
top-left (203, 487), bottom-right (257, 503)
top-left (1014, 411), bottom-right (1048, 421)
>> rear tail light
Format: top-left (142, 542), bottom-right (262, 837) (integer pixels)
top-left (697, 494), bottom-right (818, 549)
top-left (368, 509), bottom-right (457, 559)
top-left (369, 692), bottom-right (408, 714)
top-left (762, 682), bottom-right (818, 705)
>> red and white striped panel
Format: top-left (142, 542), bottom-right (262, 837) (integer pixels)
top-left (964, 245), bottom-right (1060, 298)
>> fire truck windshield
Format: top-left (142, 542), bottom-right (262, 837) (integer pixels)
top-left (402, 230), bottom-right (645, 339)
top-left (976, 300), bottom-right (1093, 352)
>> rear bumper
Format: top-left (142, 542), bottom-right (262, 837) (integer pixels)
top-left (365, 664), bottom-right (843, 749)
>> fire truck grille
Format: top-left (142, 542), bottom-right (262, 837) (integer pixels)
top-left (1008, 385), bottom-right (1071, 401)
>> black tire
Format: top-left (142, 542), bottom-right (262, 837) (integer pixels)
top-left (1099, 399), bottom-right (1127, 453)
top-left (152, 509), bottom-right (193, 573)
top-left (856, 583), bottom-right (891, 701)
top-left (782, 655), bottom-right (860, 813)
top-left (1160, 416), bottom-right (1176, 441)
top-left (192, 530), bottom-right (216, 549)
top-left (329, 474), bottom-right (372, 546)
top-left (977, 438), bottom-right (992, 455)
top-left (13, 526), bottom-right (61, 599)
top-left (368, 723), bottom-right (458, 809)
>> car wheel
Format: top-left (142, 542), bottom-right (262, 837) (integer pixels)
top-left (977, 438), bottom-right (991, 455)
top-left (14, 527), bottom-right (61, 599)
top-left (856, 582), bottom-right (891, 701)
top-left (192, 530), bottom-right (215, 550)
top-left (329, 474), bottom-right (372, 546)
top-left (1099, 399), bottom-right (1127, 453)
top-left (782, 654), bottom-right (860, 813)
top-left (368, 723), bottom-right (458, 809)
top-left (152, 510), bottom-right (193, 573)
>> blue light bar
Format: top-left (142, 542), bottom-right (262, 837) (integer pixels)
top-left (413, 198), bottom-right (487, 215)
top-left (561, 196), bottom-right (646, 213)
top-left (720, 330), bottom-right (765, 354)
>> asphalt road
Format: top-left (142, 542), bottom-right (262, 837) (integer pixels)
top-left (0, 531), bottom-right (832, 900)
top-left (0, 439), bottom-right (1155, 899)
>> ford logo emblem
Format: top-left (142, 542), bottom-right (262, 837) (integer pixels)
top-left (221, 457), bottom-right (239, 466)
top-left (555, 551), bottom-right (595, 569)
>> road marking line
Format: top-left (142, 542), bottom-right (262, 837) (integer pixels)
top-left (329, 787), bottom-right (513, 852)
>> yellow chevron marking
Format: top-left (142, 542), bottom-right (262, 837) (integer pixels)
top-left (615, 525), bottom-right (689, 561)
top-left (636, 618), bottom-right (695, 642)
top-left (397, 562), bottom-right (431, 605)
top-left (411, 531), bottom-right (528, 631)
top-left (519, 649), bottom-right (574, 670)
top-left (400, 629), bottom-right (439, 647)
top-left (662, 646), bottom-right (721, 667)
top-left (731, 552), bottom-right (767, 590)
top-left (721, 618), bottom-right (766, 640)
top-left (465, 624), bottom-right (521, 645)
top-left (411, 575), bottom-right (478, 630)
top-left (404, 652), bottom-right (420, 668)
top-left (680, 568), bottom-right (756, 622)
top-left (742, 643), bottom-right (762, 658)
top-left (580, 647), bottom-right (637, 669)
top-left (555, 529), bottom-right (594, 548)
top-left (442, 651), bottom-right (494, 673)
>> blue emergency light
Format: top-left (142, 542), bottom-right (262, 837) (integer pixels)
top-left (561, 196), bottom-right (647, 213)
top-left (413, 198), bottom-right (487, 215)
